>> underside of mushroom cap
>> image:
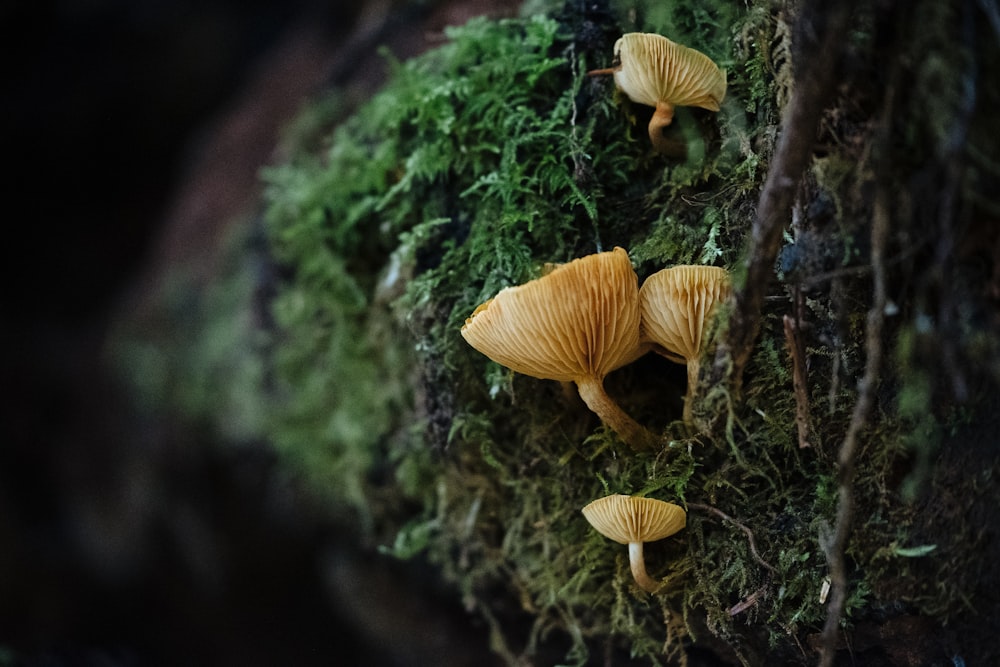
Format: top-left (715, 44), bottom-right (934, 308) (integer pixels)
top-left (639, 265), bottom-right (732, 362)
top-left (461, 247), bottom-right (642, 382)
top-left (613, 32), bottom-right (727, 113)
top-left (582, 494), bottom-right (687, 544)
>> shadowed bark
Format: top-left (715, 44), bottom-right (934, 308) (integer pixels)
top-left (710, 0), bottom-right (857, 392)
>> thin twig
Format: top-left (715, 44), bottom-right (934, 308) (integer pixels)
top-left (688, 502), bottom-right (777, 575)
top-left (689, 502), bottom-right (776, 618)
top-left (727, 583), bottom-right (768, 617)
top-left (817, 111), bottom-right (892, 667)
top-left (818, 189), bottom-right (888, 665)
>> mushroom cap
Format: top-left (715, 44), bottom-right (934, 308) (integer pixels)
top-left (612, 33), bottom-right (727, 113)
top-left (639, 265), bottom-right (732, 362)
top-left (582, 494), bottom-right (686, 544)
top-left (461, 247), bottom-right (642, 382)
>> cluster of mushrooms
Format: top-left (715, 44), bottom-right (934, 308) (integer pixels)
top-left (461, 249), bottom-right (731, 592)
top-left (461, 34), bottom-right (729, 594)
top-left (461, 248), bottom-right (731, 449)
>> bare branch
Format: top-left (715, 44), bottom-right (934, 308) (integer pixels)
top-left (817, 113), bottom-right (892, 667)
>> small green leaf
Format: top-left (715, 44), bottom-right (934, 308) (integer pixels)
top-left (893, 544), bottom-right (938, 557)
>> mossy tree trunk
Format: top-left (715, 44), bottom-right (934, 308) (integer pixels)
top-left (123, 0), bottom-right (1000, 664)
top-left (259, 0), bottom-right (1000, 661)
top-left (715, 0), bottom-right (1000, 663)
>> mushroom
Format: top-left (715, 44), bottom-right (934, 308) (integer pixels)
top-left (461, 247), bottom-right (657, 451)
top-left (582, 494), bottom-right (686, 594)
top-left (639, 265), bottom-right (732, 423)
top-left (591, 33), bottom-right (727, 154)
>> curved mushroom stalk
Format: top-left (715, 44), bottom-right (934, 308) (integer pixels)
top-left (576, 377), bottom-right (657, 451)
top-left (647, 100), bottom-right (676, 154)
top-left (628, 541), bottom-right (666, 594)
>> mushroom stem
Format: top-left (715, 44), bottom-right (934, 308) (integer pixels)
top-left (682, 357), bottom-right (700, 424)
top-left (647, 100), bottom-right (676, 154)
top-left (576, 377), bottom-right (658, 451)
top-left (628, 541), bottom-right (665, 594)
top-left (586, 66), bottom-right (618, 77)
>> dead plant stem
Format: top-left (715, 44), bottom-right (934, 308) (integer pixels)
top-left (784, 307), bottom-right (812, 448)
top-left (818, 145), bottom-right (891, 667)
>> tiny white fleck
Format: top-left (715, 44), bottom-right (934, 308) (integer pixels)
top-left (819, 576), bottom-right (832, 604)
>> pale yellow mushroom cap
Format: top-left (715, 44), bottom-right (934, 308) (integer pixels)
top-left (613, 33), bottom-right (727, 114)
top-left (638, 265), bottom-right (732, 363)
top-left (461, 247), bottom-right (642, 382)
top-left (582, 494), bottom-right (686, 544)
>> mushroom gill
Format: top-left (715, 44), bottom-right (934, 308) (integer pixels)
top-left (597, 32), bottom-right (727, 154)
top-left (461, 247), bottom-right (656, 451)
top-left (639, 265), bottom-right (732, 424)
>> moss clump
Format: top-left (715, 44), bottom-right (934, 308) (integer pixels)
top-left (121, 0), bottom-right (1000, 663)
top-left (259, 3), bottom-right (788, 661)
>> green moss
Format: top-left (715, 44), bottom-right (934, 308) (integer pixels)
top-left (118, 0), bottom-right (1000, 663)
top-left (257, 4), bottom-right (803, 660)
top-left (256, 2), bottom-right (855, 662)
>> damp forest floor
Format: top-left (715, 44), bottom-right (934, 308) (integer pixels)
top-left (108, 0), bottom-right (1000, 665)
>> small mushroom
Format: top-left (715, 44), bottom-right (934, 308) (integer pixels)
top-left (593, 33), bottom-right (726, 154)
top-left (639, 265), bottom-right (732, 423)
top-left (461, 247), bottom-right (657, 451)
top-left (582, 494), bottom-right (686, 594)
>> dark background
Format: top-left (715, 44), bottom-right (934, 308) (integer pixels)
top-left (1, 1), bottom-right (504, 664)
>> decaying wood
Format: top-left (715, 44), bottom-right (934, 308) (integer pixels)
top-left (819, 0), bottom-right (980, 660)
top-left (710, 0), bottom-right (856, 392)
